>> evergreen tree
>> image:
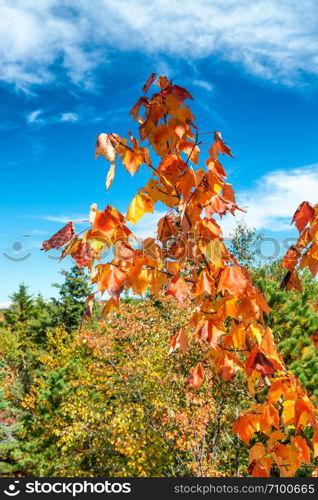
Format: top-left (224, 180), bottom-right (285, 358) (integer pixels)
top-left (4, 284), bottom-right (35, 326)
top-left (255, 264), bottom-right (318, 400)
top-left (229, 224), bottom-right (318, 400)
top-left (52, 265), bottom-right (92, 332)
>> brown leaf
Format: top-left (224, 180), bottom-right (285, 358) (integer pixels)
top-left (142, 72), bottom-right (156, 93)
top-left (41, 222), bottom-right (75, 251)
top-left (130, 96), bottom-right (149, 120)
top-left (280, 270), bottom-right (302, 292)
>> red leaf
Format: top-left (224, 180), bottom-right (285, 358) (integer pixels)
top-left (282, 246), bottom-right (301, 271)
top-left (142, 73), bottom-right (156, 93)
top-left (291, 201), bottom-right (315, 233)
top-left (246, 347), bottom-right (280, 377)
top-left (72, 241), bottom-right (93, 267)
top-left (209, 131), bottom-right (234, 159)
top-left (171, 84), bottom-right (193, 101)
top-left (311, 330), bottom-right (318, 349)
top-left (130, 96), bottom-right (149, 119)
top-left (41, 222), bottom-right (74, 251)
top-left (82, 293), bottom-right (95, 322)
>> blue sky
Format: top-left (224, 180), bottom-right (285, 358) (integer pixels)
top-left (1, 0), bottom-right (318, 305)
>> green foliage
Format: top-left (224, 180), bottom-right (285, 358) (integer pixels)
top-left (51, 266), bottom-right (92, 332)
top-left (228, 220), bottom-right (263, 268)
top-left (255, 264), bottom-right (318, 400)
top-left (1, 236), bottom-right (318, 476)
top-left (4, 284), bottom-right (35, 326)
top-left (230, 222), bottom-right (318, 401)
top-left (0, 296), bottom-right (251, 477)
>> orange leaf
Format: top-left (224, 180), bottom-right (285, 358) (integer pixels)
top-left (209, 131), bottom-right (234, 159)
top-left (248, 443), bottom-right (272, 477)
top-left (100, 267), bottom-right (128, 297)
top-left (233, 414), bottom-right (257, 444)
top-left (166, 276), bottom-right (189, 305)
top-left (282, 246), bottom-right (301, 271)
top-left (291, 201), bottom-right (315, 232)
top-left (123, 149), bottom-right (143, 175)
top-left (187, 363), bottom-right (204, 389)
top-left (168, 327), bottom-right (189, 354)
top-left (217, 266), bottom-right (250, 296)
top-left (291, 437), bottom-right (310, 464)
top-left (294, 399), bottom-right (315, 431)
top-left (191, 269), bottom-right (215, 297)
top-left (222, 183), bottom-right (236, 204)
top-left (102, 297), bottom-right (119, 316)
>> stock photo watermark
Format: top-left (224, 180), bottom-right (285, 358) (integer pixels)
top-left (2, 233), bottom-right (298, 264)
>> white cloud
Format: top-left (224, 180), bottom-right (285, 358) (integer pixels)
top-left (132, 165), bottom-right (318, 239)
top-left (220, 164), bottom-right (318, 235)
top-left (127, 211), bottom-right (164, 240)
top-left (0, 1), bottom-right (317, 90)
top-left (192, 80), bottom-right (214, 91)
top-left (39, 214), bottom-right (88, 223)
top-left (26, 109), bottom-right (43, 124)
top-left (0, 302), bottom-right (11, 309)
top-left (26, 165), bottom-right (318, 247)
top-left (60, 112), bottom-right (78, 122)
top-left (26, 109), bottom-right (80, 127)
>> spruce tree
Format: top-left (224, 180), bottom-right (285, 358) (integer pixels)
top-left (52, 265), bottom-right (92, 332)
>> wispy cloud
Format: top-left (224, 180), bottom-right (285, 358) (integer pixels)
top-left (22, 164), bottom-right (318, 242)
top-left (221, 164), bottom-right (318, 235)
top-left (60, 112), bottom-right (79, 122)
top-left (127, 211), bottom-right (165, 240)
top-left (28, 214), bottom-right (88, 224)
top-left (129, 165), bottom-right (318, 239)
top-left (192, 80), bottom-right (214, 91)
top-left (26, 109), bottom-right (79, 127)
top-left (0, 1), bottom-right (317, 91)
top-left (26, 109), bottom-right (43, 124)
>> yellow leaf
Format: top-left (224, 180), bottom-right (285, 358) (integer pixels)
top-left (102, 297), bottom-right (119, 316)
top-left (126, 193), bottom-right (154, 224)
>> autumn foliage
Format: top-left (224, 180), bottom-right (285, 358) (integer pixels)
top-left (43, 75), bottom-right (318, 477)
